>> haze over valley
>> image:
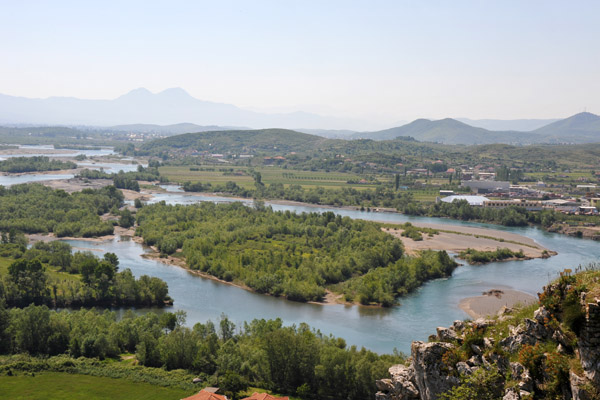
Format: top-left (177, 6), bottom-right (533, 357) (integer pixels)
top-left (2, 1), bottom-right (600, 399)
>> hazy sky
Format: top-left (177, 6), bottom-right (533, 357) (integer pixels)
top-left (1, 0), bottom-right (599, 122)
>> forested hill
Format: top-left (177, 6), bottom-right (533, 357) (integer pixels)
top-left (356, 118), bottom-right (538, 144)
top-left (130, 128), bottom-right (335, 155)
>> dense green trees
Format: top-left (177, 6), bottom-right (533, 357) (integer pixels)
top-left (182, 180), bottom-right (420, 209)
top-left (458, 248), bottom-right (526, 264)
top-left (77, 165), bottom-right (166, 191)
top-left (0, 184), bottom-right (122, 237)
top-left (0, 306), bottom-right (403, 399)
top-left (0, 156), bottom-right (76, 173)
top-left (0, 242), bottom-right (171, 308)
top-left (136, 202), bottom-right (456, 305)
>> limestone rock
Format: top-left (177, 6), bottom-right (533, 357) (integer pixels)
top-left (456, 361), bottom-right (473, 376)
top-left (411, 341), bottom-right (459, 400)
top-left (452, 320), bottom-right (465, 331)
top-left (376, 364), bottom-right (420, 399)
top-left (502, 387), bottom-right (520, 400)
top-left (436, 326), bottom-right (458, 343)
top-left (570, 371), bottom-right (593, 400)
top-left (533, 306), bottom-right (550, 324)
top-left (524, 318), bottom-right (551, 340)
top-left (579, 299), bottom-right (600, 385)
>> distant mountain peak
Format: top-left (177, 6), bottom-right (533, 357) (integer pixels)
top-left (569, 111), bottom-right (599, 121)
top-left (117, 87), bottom-right (153, 99)
top-left (157, 87), bottom-right (193, 98)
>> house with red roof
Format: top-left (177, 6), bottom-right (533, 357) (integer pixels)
top-left (241, 392), bottom-right (289, 400)
top-left (181, 389), bottom-right (228, 400)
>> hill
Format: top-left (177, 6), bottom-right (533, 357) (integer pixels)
top-left (356, 118), bottom-right (538, 144)
top-left (136, 128), bottom-right (332, 155)
top-left (457, 117), bottom-right (560, 131)
top-left (533, 112), bottom-right (600, 143)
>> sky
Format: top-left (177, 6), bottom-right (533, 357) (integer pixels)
top-left (1, 0), bottom-right (599, 124)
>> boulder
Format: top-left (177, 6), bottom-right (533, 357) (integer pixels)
top-left (533, 307), bottom-right (550, 324)
top-left (376, 364), bottom-right (420, 399)
top-left (436, 326), bottom-right (458, 343)
top-left (502, 387), bottom-right (520, 400)
top-left (523, 318), bottom-right (551, 340)
top-left (456, 362), bottom-right (474, 376)
top-left (472, 318), bottom-right (494, 330)
top-left (411, 341), bottom-right (459, 400)
top-left (452, 320), bottom-right (465, 331)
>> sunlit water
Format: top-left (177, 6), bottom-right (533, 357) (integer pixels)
top-left (0, 146), bottom-right (142, 186)
top-left (63, 189), bottom-right (600, 354)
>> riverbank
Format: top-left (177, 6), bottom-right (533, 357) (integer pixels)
top-left (458, 289), bottom-right (538, 319)
top-left (382, 222), bottom-right (555, 260)
top-left (140, 246), bottom-right (352, 306)
top-left (27, 226), bottom-right (136, 245)
top-left (0, 148), bottom-right (77, 156)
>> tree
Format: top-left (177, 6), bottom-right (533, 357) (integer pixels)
top-left (0, 301), bottom-right (10, 353)
top-left (8, 259), bottom-right (48, 305)
top-left (119, 209), bottom-right (135, 228)
top-left (103, 252), bottom-right (119, 271)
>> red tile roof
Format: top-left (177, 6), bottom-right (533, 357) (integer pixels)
top-left (241, 393), bottom-right (289, 400)
top-left (182, 390), bottom-right (228, 400)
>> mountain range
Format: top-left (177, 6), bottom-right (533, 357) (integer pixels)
top-left (354, 112), bottom-right (600, 144)
top-left (0, 88), bottom-right (598, 145)
top-left (0, 88), bottom-right (374, 131)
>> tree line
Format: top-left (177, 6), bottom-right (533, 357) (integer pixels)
top-left (0, 183), bottom-right (121, 237)
top-left (0, 240), bottom-right (171, 308)
top-left (0, 156), bottom-right (76, 173)
top-left (0, 306), bottom-right (403, 399)
top-left (77, 165), bottom-right (166, 192)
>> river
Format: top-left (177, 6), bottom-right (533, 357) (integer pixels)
top-left (2, 150), bottom-right (598, 353)
top-left (64, 189), bottom-right (600, 354)
top-left (0, 145), bottom-right (141, 187)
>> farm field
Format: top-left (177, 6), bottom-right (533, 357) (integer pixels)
top-left (159, 165), bottom-right (389, 190)
top-left (0, 372), bottom-right (191, 400)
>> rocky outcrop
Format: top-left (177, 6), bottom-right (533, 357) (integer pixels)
top-left (579, 298), bottom-right (600, 385)
top-left (377, 299), bottom-right (600, 400)
top-left (375, 364), bottom-right (419, 400)
top-left (411, 342), bottom-right (460, 400)
top-left (375, 322), bottom-right (466, 400)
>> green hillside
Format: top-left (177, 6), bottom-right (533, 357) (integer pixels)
top-left (534, 112), bottom-right (600, 142)
top-left (136, 128), bottom-right (332, 155)
top-left (360, 118), bottom-right (538, 144)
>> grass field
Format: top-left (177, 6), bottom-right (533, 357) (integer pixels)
top-left (159, 165), bottom-right (388, 190)
top-left (0, 372), bottom-right (192, 400)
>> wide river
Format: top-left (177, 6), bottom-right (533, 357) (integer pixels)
top-left (69, 190), bottom-right (600, 354)
top-left (3, 148), bottom-right (600, 354)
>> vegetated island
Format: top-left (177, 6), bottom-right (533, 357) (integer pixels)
top-left (135, 201), bottom-right (458, 307)
top-left (0, 156), bottom-right (76, 173)
top-left (382, 221), bottom-right (554, 261)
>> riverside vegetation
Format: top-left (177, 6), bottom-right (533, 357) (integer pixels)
top-left (0, 183), bottom-right (457, 306)
top-left (0, 306), bottom-right (404, 399)
top-left (135, 201), bottom-right (458, 306)
top-left (0, 183), bottom-right (122, 237)
top-left (0, 156), bottom-right (76, 173)
top-left (0, 240), bottom-right (171, 307)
